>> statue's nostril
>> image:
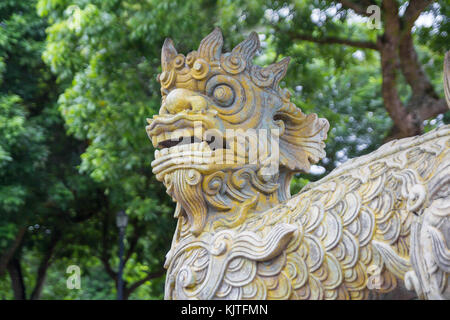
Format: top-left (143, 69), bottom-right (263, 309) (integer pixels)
top-left (165, 89), bottom-right (193, 114)
top-left (164, 89), bottom-right (206, 114)
top-left (186, 96), bottom-right (207, 112)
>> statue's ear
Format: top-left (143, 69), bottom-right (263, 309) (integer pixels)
top-left (275, 103), bottom-right (329, 172)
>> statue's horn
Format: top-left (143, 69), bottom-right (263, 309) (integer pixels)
top-left (267, 57), bottom-right (290, 89)
top-left (251, 56), bottom-right (290, 88)
top-left (444, 51), bottom-right (450, 109)
top-left (232, 31), bottom-right (260, 64)
top-left (162, 38), bottom-right (177, 70)
top-left (198, 27), bottom-right (223, 62)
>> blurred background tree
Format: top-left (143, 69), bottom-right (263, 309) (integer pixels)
top-left (0, 0), bottom-right (448, 299)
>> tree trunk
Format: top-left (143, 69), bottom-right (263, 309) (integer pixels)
top-left (30, 232), bottom-right (60, 300)
top-left (287, 0), bottom-right (448, 141)
top-left (7, 258), bottom-right (26, 300)
top-left (0, 227), bottom-right (26, 276)
top-left (379, 0), bottom-right (447, 140)
top-left (123, 269), bottom-right (165, 300)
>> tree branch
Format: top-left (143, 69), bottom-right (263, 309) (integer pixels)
top-left (402, 0), bottom-right (434, 32)
top-left (396, 1), bottom-right (443, 124)
top-left (414, 98), bottom-right (448, 121)
top-left (7, 258), bottom-right (26, 300)
top-left (380, 0), bottom-right (421, 137)
top-left (398, 0), bottom-right (436, 96)
top-left (30, 231), bottom-right (61, 300)
top-left (101, 255), bottom-right (117, 284)
top-left (124, 269), bottom-right (165, 299)
top-left (398, 32), bottom-right (437, 98)
top-left (287, 32), bottom-right (378, 50)
top-left (124, 219), bottom-right (140, 264)
top-left (0, 227), bottom-right (26, 276)
top-left (336, 0), bottom-right (375, 17)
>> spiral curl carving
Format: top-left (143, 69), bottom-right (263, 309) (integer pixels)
top-left (221, 53), bottom-right (246, 74)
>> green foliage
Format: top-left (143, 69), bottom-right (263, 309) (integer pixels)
top-left (228, 0), bottom-right (448, 184)
top-left (0, 0), bottom-right (448, 299)
top-left (35, 0), bottom-right (243, 299)
top-left (0, 0), bottom-right (105, 300)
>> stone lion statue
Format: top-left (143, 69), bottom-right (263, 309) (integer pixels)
top-left (146, 28), bottom-right (450, 300)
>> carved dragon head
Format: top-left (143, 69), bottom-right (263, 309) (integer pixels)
top-left (146, 28), bottom-right (329, 236)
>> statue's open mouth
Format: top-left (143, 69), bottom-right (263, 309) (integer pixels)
top-left (146, 113), bottom-right (240, 180)
top-left (151, 126), bottom-right (225, 151)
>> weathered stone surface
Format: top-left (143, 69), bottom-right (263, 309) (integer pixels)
top-left (146, 28), bottom-right (450, 300)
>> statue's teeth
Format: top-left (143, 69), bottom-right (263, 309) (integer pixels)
top-left (193, 142), bottom-right (200, 151)
top-left (155, 149), bottom-right (160, 158)
top-left (152, 136), bottom-right (158, 147)
top-left (161, 148), bottom-right (169, 156)
top-left (200, 141), bottom-right (208, 150)
top-left (180, 144), bottom-right (189, 152)
top-left (164, 132), bottom-right (170, 142)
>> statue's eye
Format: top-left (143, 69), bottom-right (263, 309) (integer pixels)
top-left (212, 84), bottom-right (234, 107)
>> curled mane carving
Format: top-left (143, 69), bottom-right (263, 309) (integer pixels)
top-left (159, 27), bottom-right (329, 172)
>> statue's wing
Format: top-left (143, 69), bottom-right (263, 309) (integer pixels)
top-left (234, 125), bottom-right (450, 300)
